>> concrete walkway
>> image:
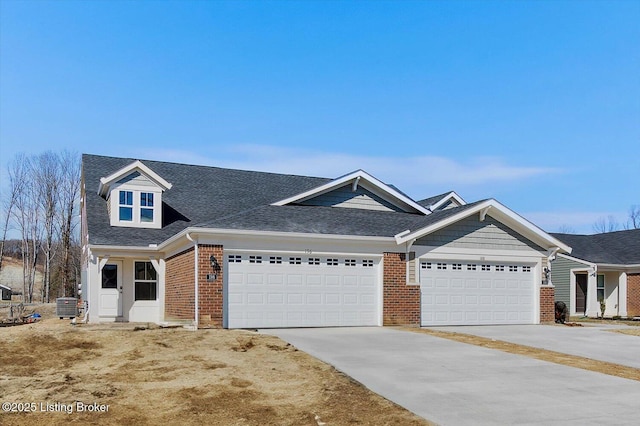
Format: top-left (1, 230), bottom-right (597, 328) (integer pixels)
top-left (265, 327), bottom-right (640, 426)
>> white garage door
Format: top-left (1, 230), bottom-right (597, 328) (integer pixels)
top-left (420, 260), bottom-right (535, 326)
top-left (227, 253), bottom-right (380, 328)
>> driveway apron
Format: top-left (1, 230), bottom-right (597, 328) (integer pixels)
top-left (264, 327), bottom-right (640, 426)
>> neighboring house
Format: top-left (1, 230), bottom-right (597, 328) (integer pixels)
top-left (0, 284), bottom-right (11, 301)
top-left (81, 154), bottom-right (570, 328)
top-left (551, 229), bottom-right (640, 318)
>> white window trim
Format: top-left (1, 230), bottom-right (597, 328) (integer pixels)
top-left (133, 260), bottom-right (159, 303)
top-left (109, 184), bottom-right (162, 229)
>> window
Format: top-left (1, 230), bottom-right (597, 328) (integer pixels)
top-left (269, 256), bottom-right (282, 264)
top-left (452, 263), bottom-right (462, 270)
top-left (327, 258), bottom-right (338, 266)
top-left (289, 257), bottom-right (301, 265)
top-left (597, 275), bottom-right (605, 301)
top-left (509, 265), bottom-right (518, 272)
top-left (495, 265), bottom-right (505, 272)
top-left (345, 259), bottom-right (356, 267)
top-left (134, 261), bottom-right (157, 301)
top-left (110, 187), bottom-right (162, 229)
top-left (522, 266), bottom-right (531, 273)
top-left (102, 264), bottom-right (118, 289)
top-left (249, 256), bottom-right (262, 264)
top-left (421, 262), bottom-right (432, 269)
top-left (308, 258), bottom-right (320, 265)
top-left (467, 264), bottom-right (477, 271)
top-left (228, 255), bottom-right (242, 263)
top-left (481, 264), bottom-right (491, 271)
top-left (119, 191), bottom-right (133, 221)
top-left (140, 192), bottom-right (154, 222)
top-left (437, 263), bottom-right (447, 270)
top-left (362, 259), bottom-right (374, 267)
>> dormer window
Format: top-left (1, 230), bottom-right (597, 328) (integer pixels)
top-left (99, 160), bottom-right (172, 230)
top-left (140, 192), bottom-right (154, 222)
top-left (119, 191), bottom-right (134, 221)
top-left (109, 187), bottom-right (162, 228)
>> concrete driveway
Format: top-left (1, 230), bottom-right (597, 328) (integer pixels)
top-left (431, 323), bottom-right (640, 369)
top-left (264, 327), bottom-right (640, 426)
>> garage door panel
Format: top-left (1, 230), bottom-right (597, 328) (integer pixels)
top-left (247, 274), bottom-right (263, 285)
top-left (326, 275), bottom-right (341, 286)
top-left (287, 293), bottom-right (304, 304)
top-left (421, 260), bottom-right (535, 326)
top-left (247, 293), bottom-right (264, 304)
top-left (267, 293), bottom-right (284, 304)
top-left (287, 275), bottom-right (303, 286)
top-left (435, 278), bottom-right (449, 288)
top-left (228, 253), bottom-right (380, 328)
top-left (307, 275), bottom-right (322, 286)
top-left (361, 294), bottom-right (375, 305)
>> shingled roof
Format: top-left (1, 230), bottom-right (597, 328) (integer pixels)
top-left (551, 229), bottom-right (640, 265)
top-left (84, 154), bottom-right (470, 246)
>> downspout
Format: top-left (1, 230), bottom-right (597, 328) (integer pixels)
top-left (186, 233), bottom-right (198, 329)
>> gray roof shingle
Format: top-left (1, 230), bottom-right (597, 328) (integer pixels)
top-left (551, 229), bottom-right (640, 265)
top-left (84, 154), bottom-right (475, 246)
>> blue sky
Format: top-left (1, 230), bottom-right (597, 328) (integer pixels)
top-left (1, 0), bottom-right (638, 234)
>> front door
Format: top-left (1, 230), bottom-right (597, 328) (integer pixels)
top-left (100, 261), bottom-right (123, 317)
top-left (575, 273), bottom-right (588, 315)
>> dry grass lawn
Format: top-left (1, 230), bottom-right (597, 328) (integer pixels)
top-left (0, 310), bottom-right (430, 426)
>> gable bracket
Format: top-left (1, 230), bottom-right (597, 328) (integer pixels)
top-left (351, 176), bottom-right (361, 192)
top-left (479, 206), bottom-right (492, 222)
top-left (98, 255), bottom-right (111, 272)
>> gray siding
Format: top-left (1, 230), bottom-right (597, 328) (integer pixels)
top-left (299, 184), bottom-right (404, 212)
top-left (551, 256), bottom-right (587, 307)
top-left (414, 215), bottom-right (545, 252)
top-left (116, 171), bottom-right (156, 188)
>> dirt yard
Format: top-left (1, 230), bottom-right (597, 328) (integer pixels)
top-left (0, 307), bottom-right (430, 426)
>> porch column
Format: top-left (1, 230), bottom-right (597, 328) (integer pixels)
top-left (586, 274), bottom-right (599, 317)
top-left (618, 272), bottom-right (628, 317)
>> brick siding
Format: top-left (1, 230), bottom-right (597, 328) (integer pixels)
top-left (540, 285), bottom-right (555, 323)
top-left (382, 252), bottom-right (420, 326)
top-left (627, 274), bottom-right (640, 317)
top-left (165, 248), bottom-right (195, 321)
top-left (197, 245), bottom-right (224, 327)
top-left (165, 244), bottom-right (224, 328)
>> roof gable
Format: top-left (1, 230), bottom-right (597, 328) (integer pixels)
top-left (271, 170), bottom-right (430, 215)
top-left (395, 199), bottom-right (571, 253)
top-left (97, 160), bottom-right (173, 197)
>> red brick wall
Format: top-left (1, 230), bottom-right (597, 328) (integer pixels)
top-left (627, 274), bottom-right (640, 317)
top-left (165, 248), bottom-right (195, 321)
top-left (197, 245), bottom-right (224, 327)
top-left (540, 286), bottom-right (555, 323)
top-left (383, 252), bottom-right (421, 326)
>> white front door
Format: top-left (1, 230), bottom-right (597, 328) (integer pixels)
top-left (420, 260), bottom-right (535, 326)
top-left (100, 261), bottom-right (123, 318)
top-left (227, 253), bottom-right (380, 328)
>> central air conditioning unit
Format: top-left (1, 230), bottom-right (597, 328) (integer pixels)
top-left (56, 297), bottom-right (78, 319)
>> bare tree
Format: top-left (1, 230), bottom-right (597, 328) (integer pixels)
top-left (57, 151), bottom-right (81, 297)
top-left (626, 205), bottom-right (640, 230)
top-left (0, 164), bottom-right (21, 271)
top-left (9, 154), bottom-right (42, 302)
top-left (556, 225), bottom-right (576, 234)
top-left (34, 151), bottom-right (62, 302)
top-left (592, 215), bottom-right (620, 234)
